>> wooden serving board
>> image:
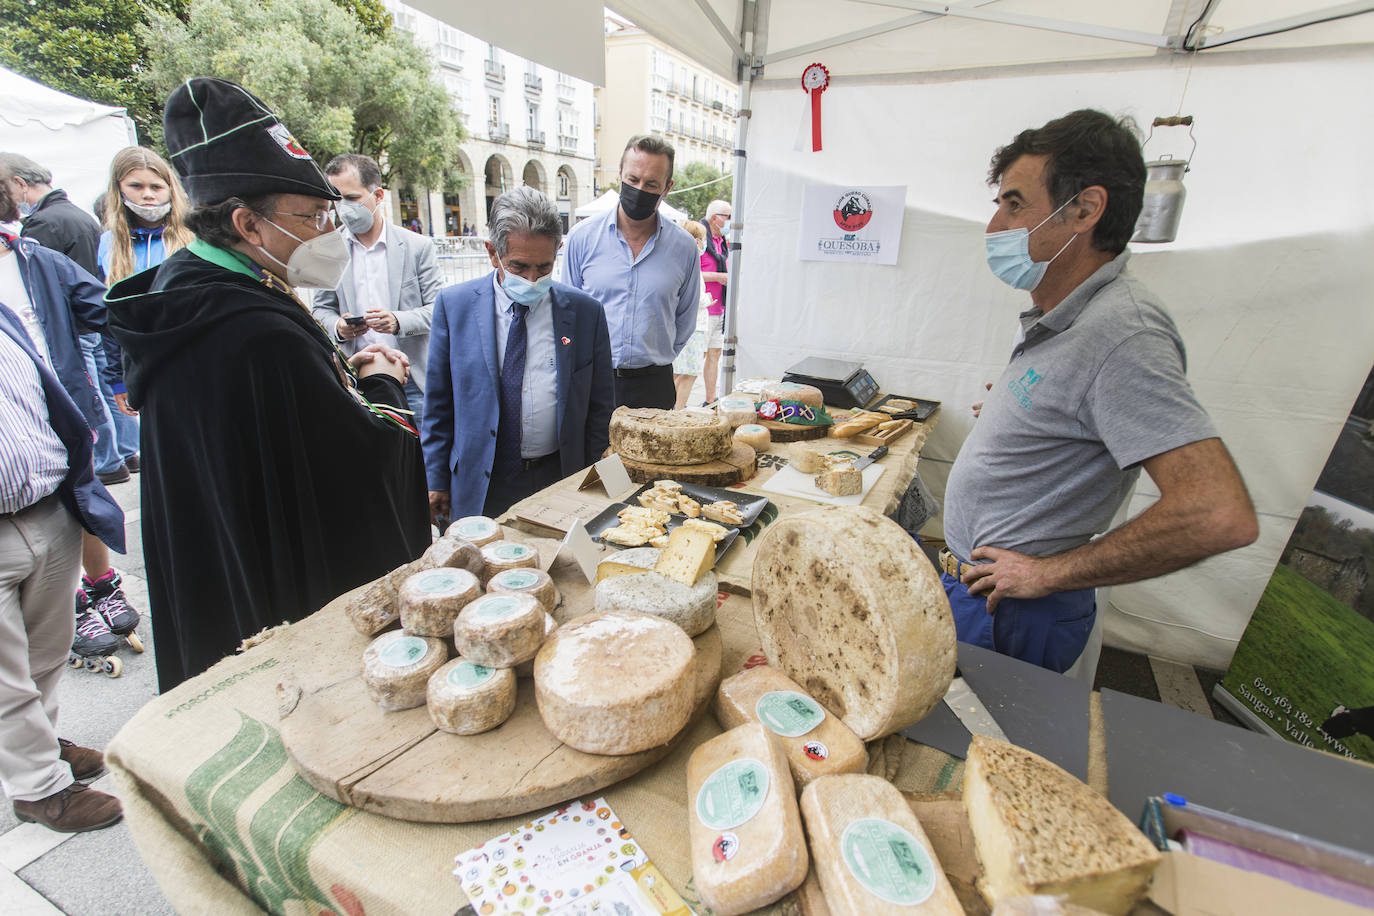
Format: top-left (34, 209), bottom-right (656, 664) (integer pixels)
top-left (616, 442), bottom-right (757, 486)
top-left (853, 418), bottom-right (913, 447)
top-left (278, 534), bottom-right (724, 824)
top-left (758, 418), bottom-right (829, 442)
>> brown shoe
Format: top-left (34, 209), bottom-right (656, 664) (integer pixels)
top-left (59, 739), bottom-right (106, 780)
top-left (13, 782), bottom-right (123, 833)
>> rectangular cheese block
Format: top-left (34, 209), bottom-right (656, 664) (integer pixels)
top-left (687, 723), bottom-right (809, 916)
top-left (799, 773), bottom-right (964, 915)
top-left (714, 665), bottom-right (868, 788)
top-left (654, 525), bottom-right (716, 586)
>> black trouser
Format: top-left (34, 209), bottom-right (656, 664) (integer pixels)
top-left (613, 364), bottom-right (675, 409)
top-left (482, 452), bottom-right (563, 518)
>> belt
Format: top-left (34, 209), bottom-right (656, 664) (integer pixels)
top-left (614, 364), bottom-right (671, 378)
top-left (0, 491), bottom-right (58, 520)
top-left (520, 452), bottom-right (559, 471)
top-left (938, 547), bottom-right (973, 580)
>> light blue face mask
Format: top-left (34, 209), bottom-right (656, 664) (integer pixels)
top-left (984, 195), bottom-right (1080, 291)
top-left (500, 264), bottom-right (553, 306)
top-left (17, 200), bottom-right (36, 218)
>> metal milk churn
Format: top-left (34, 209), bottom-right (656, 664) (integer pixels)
top-left (1133, 115), bottom-right (1196, 244)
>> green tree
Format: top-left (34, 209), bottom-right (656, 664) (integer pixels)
top-left (667, 160), bottom-right (733, 222)
top-left (140, 0), bottom-right (466, 190)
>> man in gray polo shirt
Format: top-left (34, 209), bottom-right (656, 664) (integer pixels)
top-left (941, 109), bottom-right (1258, 672)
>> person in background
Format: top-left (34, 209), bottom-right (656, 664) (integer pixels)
top-left (312, 154), bottom-right (440, 434)
top-left (105, 78), bottom-right (430, 691)
top-left (700, 199), bottom-right (731, 404)
top-left (671, 220), bottom-right (712, 409)
top-left (561, 135), bottom-right (700, 409)
top-left (0, 153), bottom-right (101, 277)
top-left (425, 187), bottom-right (613, 523)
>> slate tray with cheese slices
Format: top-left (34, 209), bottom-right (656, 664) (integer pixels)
top-left (585, 502), bottom-right (740, 562)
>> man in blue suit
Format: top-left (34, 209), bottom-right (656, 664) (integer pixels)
top-left (424, 188), bottom-right (614, 523)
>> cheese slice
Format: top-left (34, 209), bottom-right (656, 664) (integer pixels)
top-left (486, 567), bottom-right (559, 612)
top-left (426, 659), bottom-right (517, 735)
top-left (655, 525), bottom-right (717, 586)
top-left (534, 610), bottom-right (695, 755)
top-left (751, 505), bottom-right (956, 740)
top-left (799, 774), bottom-right (963, 915)
top-left (452, 593), bottom-right (546, 668)
top-left (963, 735), bottom-right (1161, 915)
top-left (594, 546), bottom-right (717, 637)
top-left (399, 567), bottom-right (480, 637)
top-left (479, 540), bottom-right (539, 584)
top-left (687, 723), bottom-right (809, 915)
top-left (714, 666), bottom-right (867, 788)
top-left (448, 516), bottom-right (503, 547)
top-left (361, 631), bottom-right (449, 711)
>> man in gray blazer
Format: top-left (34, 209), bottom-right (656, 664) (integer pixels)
top-left (312, 154), bottom-right (441, 432)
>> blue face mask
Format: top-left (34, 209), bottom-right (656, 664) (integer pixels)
top-left (500, 265), bottom-right (553, 306)
top-left (17, 200), bottom-right (35, 218)
top-left (984, 196), bottom-right (1079, 291)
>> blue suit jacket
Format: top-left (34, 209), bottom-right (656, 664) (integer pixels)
top-left (422, 273), bottom-right (614, 518)
top-left (0, 303), bottom-right (125, 551)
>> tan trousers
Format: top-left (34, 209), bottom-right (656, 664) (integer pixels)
top-left (0, 493), bottom-right (81, 802)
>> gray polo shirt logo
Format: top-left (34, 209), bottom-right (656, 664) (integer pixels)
top-left (1009, 367), bottom-right (1043, 409)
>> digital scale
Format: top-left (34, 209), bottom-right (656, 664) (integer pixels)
top-left (782, 356), bottom-right (881, 409)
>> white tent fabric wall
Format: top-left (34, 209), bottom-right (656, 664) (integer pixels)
top-left (0, 67), bottom-right (137, 219)
top-left (730, 46), bottom-right (1374, 669)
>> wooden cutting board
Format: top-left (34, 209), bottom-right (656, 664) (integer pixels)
top-left (616, 442), bottom-right (757, 486)
top-left (278, 535), bottom-right (724, 824)
top-left (758, 418), bottom-right (830, 442)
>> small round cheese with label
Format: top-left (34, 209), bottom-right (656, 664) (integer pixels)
top-left (534, 610), bottom-right (695, 755)
top-left (515, 613), bottom-right (558, 678)
top-left (448, 515), bottom-right (503, 547)
top-left (593, 547), bottom-right (717, 637)
top-left (479, 540), bottom-right (540, 584)
top-left (718, 395), bottom-right (759, 428)
top-left (426, 658), bottom-right (517, 735)
top-left (486, 567), bottom-right (559, 612)
top-left (734, 424), bottom-right (771, 452)
top-left (422, 534), bottom-right (484, 576)
top-left (453, 592), bottom-right (545, 668)
top-left (361, 630), bottom-right (449, 711)
top-left (399, 567), bottom-right (480, 637)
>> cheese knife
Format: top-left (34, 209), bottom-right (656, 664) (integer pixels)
top-left (944, 675), bottom-right (1010, 743)
top-left (850, 445), bottom-right (888, 471)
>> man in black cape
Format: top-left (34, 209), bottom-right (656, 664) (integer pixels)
top-left (106, 78), bottom-right (431, 691)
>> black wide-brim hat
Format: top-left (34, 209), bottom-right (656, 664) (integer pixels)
top-left (163, 77), bottom-right (341, 206)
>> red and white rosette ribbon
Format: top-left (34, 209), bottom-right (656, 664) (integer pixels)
top-left (801, 63), bottom-right (829, 152)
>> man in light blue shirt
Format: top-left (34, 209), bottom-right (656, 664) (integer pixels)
top-left (562, 134), bottom-right (700, 409)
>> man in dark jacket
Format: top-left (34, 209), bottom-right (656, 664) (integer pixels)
top-left (0, 153), bottom-right (100, 276)
top-left (106, 78), bottom-right (431, 691)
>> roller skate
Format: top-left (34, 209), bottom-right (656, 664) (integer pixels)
top-left (83, 569), bottom-right (143, 653)
top-left (70, 591), bottom-right (122, 678)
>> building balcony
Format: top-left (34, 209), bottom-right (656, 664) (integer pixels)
top-left (527, 129), bottom-right (546, 147)
top-left (524, 73), bottom-right (543, 93)
top-left (488, 121), bottom-right (510, 142)
top-left (484, 60), bottom-right (505, 83)
top-left (712, 100), bottom-right (723, 111)
top-left (650, 74), bottom-right (668, 93)
top-left (557, 80), bottom-right (576, 102)
top-left (558, 136), bottom-right (578, 154)
top-left (649, 116), bottom-right (667, 132)
top-left (665, 83), bottom-right (678, 97)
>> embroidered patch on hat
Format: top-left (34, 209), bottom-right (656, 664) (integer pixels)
top-left (268, 123), bottom-right (312, 160)
top-left (561, 336), bottom-right (571, 345)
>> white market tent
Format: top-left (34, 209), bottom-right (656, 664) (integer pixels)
top-left (574, 189), bottom-right (689, 224)
top-left (408, 1), bottom-right (1374, 670)
top-left (0, 66), bottom-right (137, 219)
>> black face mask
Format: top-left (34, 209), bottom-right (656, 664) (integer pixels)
top-left (619, 183), bottom-right (661, 221)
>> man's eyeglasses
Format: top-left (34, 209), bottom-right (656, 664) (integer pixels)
top-left (271, 208), bottom-right (338, 232)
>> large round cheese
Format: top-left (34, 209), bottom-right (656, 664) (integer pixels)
top-left (361, 631), bottom-right (448, 711)
top-left (486, 567), bottom-right (559, 612)
top-left (534, 610), bottom-right (696, 755)
top-left (751, 505), bottom-right (955, 740)
top-left (515, 613), bottom-right (558, 678)
top-left (448, 516), bottom-right (503, 547)
top-left (399, 567), bottom-right (480, 637)
top-left (609, 407), bottom-right (733, 466)
top-left (422, 534), bottom-right (484, 576)
top-left (734, 424), bottom-right (771, 452)
top-left (761, 381), bottom-right (824, 408)
top-left (426, 659), bottom-right (517, 735)
top-left (593, 547), bottom-right (717, 637)
top-left (453, 593), bottom-right (546, 668)
top-left (479, 540), bottom-right (539, 584)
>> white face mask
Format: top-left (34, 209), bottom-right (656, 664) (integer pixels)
top-left (257, 219), bottom-right (350, 289)
top-left (123, 196), bottom-right (171, 223)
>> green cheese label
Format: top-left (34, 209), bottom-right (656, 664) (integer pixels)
top-left (490, 543), bottom-right (531, 561)
top-left (695, 758), bottom-right (769, 830)
top-left (754, 690), bottom-right (826, 737)
top-left (378, 636), bottom-right (428, 669)
top-left (412, 569), bottom-right (462, 594)
top-left (455, 518), bottom-right (496, 539)
top-left (472, 595), bottom-right (524, 622)
top-left (447, 661), bottom-right (495, 690)
top-left (840, 818), bottom-right (936, 906)
top-left (495, 570), bottom-right (538, 589)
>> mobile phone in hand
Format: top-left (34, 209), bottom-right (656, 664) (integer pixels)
top-left (344, 315), bottom-right (368, 326)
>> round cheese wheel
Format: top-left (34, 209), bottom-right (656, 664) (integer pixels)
top-left (399, 567), bottom-right (480, 637)
top-left (717, 395), bottom-right (759, 428)
top-left (486, 567), bottom-right (559, 612)
top-left (534, 610), bottom-right (696, 755)
top-left (761, 381), bottom-right (824, 408)
top-left (734, 423), bottom-right (772, 451)
top-left (515, 613), bottom-right (558, 678)
top-left (453, 592), bottom-right (546, 668)
top-left (422, 534), bottom-right (484, 576)
top-left (788, 443), bottom-right (827, 475)
top-left (609, 407), bottom-right (733, 466)
top-left (479, 540), bottom-right (539, 584)
top-left (593, 547), bottom-right (718, 637)
top-left (426, 659), bottom-right (517, 735)
top-left (448, 516), bottom-right (503, 547)
top-left (361, 631), bottom-right (449, 711)
top-left (751, 505), bottom-right (955, 740)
